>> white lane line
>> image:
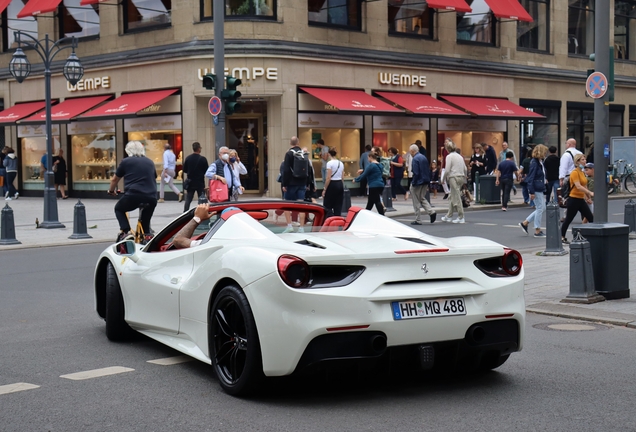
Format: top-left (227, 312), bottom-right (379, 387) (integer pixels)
top-left (60, 366), bottom-right (134, 381)
top-left (613, 213), bottom-right (624, 216)
top-left (147, 355), bottom-right (193, 366)
top-left (474, 223), bottom-right (497, 226)
top-left (503, 225), bottom-right (522, 228)
top-left (0, 382), bottom-right (40, 395)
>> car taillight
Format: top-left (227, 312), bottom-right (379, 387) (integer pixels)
top-left (474, 248), bottom-right (523, 278)
top-left (277, 255), bottom-right (309, 288)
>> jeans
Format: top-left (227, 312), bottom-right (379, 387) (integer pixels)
top-left (183, 186), bottom-right (205, 213)
top-left (367, 187), bottom-right (385, 215)
top-left (500, 178), bottom-right (513, 209)
top-left (545, 180), bottom-right (559, 204)
top-left (115, 193), bottom-right (157, 233)
top-left (521, 182), bottom-right (535, 206)
top-left (6, 171), bottom-right (17, 197)
top-left (524, 191), bottom-right (545, 230)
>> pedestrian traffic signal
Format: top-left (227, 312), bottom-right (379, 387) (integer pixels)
top-left (222, 76), bottom-right (242, 115)
top-left (202, 73), bottom-right (216, 90)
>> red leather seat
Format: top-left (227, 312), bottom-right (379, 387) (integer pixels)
top-left (320, 216), bottom-right (346, 232)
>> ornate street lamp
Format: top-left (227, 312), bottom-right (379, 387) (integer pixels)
top-left (9, 32), bottom-right (84, 229)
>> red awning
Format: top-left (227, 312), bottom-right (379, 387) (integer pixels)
top-left (79, 0), bottom-right (103, 5)
top-left (375, 92), bottom-right (469, 116)
top-left (300, 87), bottom-right (402, 113)
top-left (80, 89), bottom-right (179, 119)
top-left (440, 96), bottom-right (545, 119)
top-left (17, 0), bottom-right (62, 18)
top-left (0, 0), bottom-right (13, 14)
top-left (426, 0), bottom-right (472, 13)
top-left (0, 101), bottom-right (47, 124)
top-left (20, 95), bottom-right (112, 123)
top-left (485, 0), bottom-right (533, 22)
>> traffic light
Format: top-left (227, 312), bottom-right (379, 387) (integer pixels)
top-left (222, 76), bottom-right (242, 115)
top-left (202, 73), bottom-right (216, 90)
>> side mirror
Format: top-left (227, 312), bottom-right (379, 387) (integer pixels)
top-left (114, 239), bottom-right (139, 262)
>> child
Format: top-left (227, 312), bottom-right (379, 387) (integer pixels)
top-left (430, 161), bottom-right (440, 198)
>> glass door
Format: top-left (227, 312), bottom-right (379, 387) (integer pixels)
top-left (226, 114), bottom-right (264, 193)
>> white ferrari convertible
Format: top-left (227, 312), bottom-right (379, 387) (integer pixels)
top-left (94, 201), bottom-right (525, 396)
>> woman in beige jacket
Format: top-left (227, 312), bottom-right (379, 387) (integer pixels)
top-left (441, 139), bottom-right (468, 223)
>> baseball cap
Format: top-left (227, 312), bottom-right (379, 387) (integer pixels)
top-left (585, 163), bottom-right (594, 169)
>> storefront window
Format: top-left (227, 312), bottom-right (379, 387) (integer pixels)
top-left (124, 115), bottom-right (183, 183)
top-left (308, 0), bottom-right (360, 30)
top-left (630, 106), bottom-right (636, 136)
top-left (298, 113), bottom-right (362, 180)
top-left (18, 124), bottom-right (60, 191)
top-left (614, 0), bottom-right (636, 60)
top-left (372, 116), bottom-right (428, 163)
top-left (456, 0), bottom-right (495, 45)
top-left (3, 0), bottom-right (38, 51)
top-left (123, 0), bottom-right (171, 32)
top-left (437, 118), bottom-right (506, 166)
top-left (70, 121), bottom-right (116, 191)
top-left (568, 0), bottom-right (594, 56)
top-left (388, 0), bottom-right (433, 38)
top-left (567, 103), bottom-right (623, 158)
top-left (517, 0), bottom-right (549, 52)
top-left (201, 0), bottom-right (275, 20)
top-left (59, 0), bottom-right (100, 39)
top-left (519, 101), bottom-right (560, 151)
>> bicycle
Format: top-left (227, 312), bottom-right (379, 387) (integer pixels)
top-left (608, 159), bottom-right (636, 194)
top-left (111, 190), bottom-right (154, 245)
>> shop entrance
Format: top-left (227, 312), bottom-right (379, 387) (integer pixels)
top-left (226, 104), bottom-right (266, 194)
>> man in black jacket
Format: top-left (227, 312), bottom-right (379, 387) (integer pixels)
top-left (281, 136), bottom-right (308, 233)
top-left (182, 142), bottom-right (209, 212)
top-left (482, 142), bottom-right (498, 174)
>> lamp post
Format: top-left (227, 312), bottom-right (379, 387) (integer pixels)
top-left (9, 32), bottom-right (84, 229)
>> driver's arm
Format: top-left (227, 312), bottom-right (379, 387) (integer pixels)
top-left (173, 204), bottom-right (213, 249)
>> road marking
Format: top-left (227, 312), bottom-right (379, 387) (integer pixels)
top-left (474, 223), bottom-right (497, 226)
top-left (613, 213), bottom-right (624, 216)
top-left (60, 366), bottom-right (134, 381)
top-left (503, 225), bottom-right (521, 228)
top-left (0, 382), bottom-right (40, 395)
top-left (147, 355), bottom-right (193, 366)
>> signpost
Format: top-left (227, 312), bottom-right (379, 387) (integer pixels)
top-left (208, 96), bottom-right (222, 116)
top-left (586, 71), bottom-right (608, 99)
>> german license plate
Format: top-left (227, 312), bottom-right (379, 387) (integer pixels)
top-left (391, 297), bottom-right (466, 320)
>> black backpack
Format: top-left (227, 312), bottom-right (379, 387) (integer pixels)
top-left (558, 151), bottom-right (576, 208)
top-left (290, 149), bottom-right (308, 179)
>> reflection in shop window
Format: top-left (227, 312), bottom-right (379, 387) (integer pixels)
top-left (201, 0), bottom-right (275, 20)
top-left (388, 0), bottom-right (433, 38)
top-left (124, 0), bottom-right (171, 32)
top-left (568, 0), bottom-right (594, 56)
top-left (3, 0), bottom-right (38, 50)
top-left (517, 0), bottom-right (548, 52)
top-left (614, 0), bottom-right (636, 61)
top-left (308, 0), bottom-right (360, 29)
top-left (60, 0), bottom-right (100, 39)
top-left (456, 0), bottom-right (495, 45)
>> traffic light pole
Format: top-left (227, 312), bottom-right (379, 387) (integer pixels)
top-left (593, 0), bottom-right (609, 223)
top-left (213, 0), bottom-right (225, 155)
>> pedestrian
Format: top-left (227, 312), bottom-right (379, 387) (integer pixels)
top-left (495, 151), bottom-right (518, 211)
top-left (315, 138), bottom-right (329, 182)
top-left (582, 162), bottom-right (595, 222)
top-left (558, 138), bottom-right (582, 193)
top-left (409, 144), bottom-right (436, 225)
top-left (518, 148), bottom-right (535, 207)
top-left (353, 151), bottom-right (384, 215)
top-left (481, 142), bottom-right (497, 174)
top-left (519, 144), bottom-right (549, 238)
top-left (417, 139), bottom-right (426, 156)
top-left (205, 146), bottom-right (242, 203)
top-left (0, 147), bottom-right (7, 198)
top-left (469, 144), bottom-right (486, 200)
top-left (430, 160), bottom-right (440, 198)
top-left (182, 142), bottom-right (209, 212)
top-left (498, 141), bottom-right (517, 165)
top-left (322, 148), bottom-right (344, 217)
top-left (403, 146), bottom-right (413, 201)
top-left (280, 136), bottom-right (309, 233)
top-left (302, 147), bottom-right (318, 203)
top-left (228, 149), bottom-right (247, 201)
top-left (159, 143), bottom-right (183, 203)
top-left (358, 144), bottom-right (371, 197)
top-left (3, 147), bottom-right (18, 200)
top-left (52, 147), bottom-right (68, 199)
top-left (441, 139), bottom-right (467, 224)
top-left (561, 154), bottom-right (594, 244)
top-left (543, 145), bottom-right (560, 203)
top-left (439, 140), bottom-right (451, 199)
top-left (388, 147), bottom-right (406, 200)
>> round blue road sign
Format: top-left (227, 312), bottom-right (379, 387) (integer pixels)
top-left (209, 96), bottom-right (222, 116)
top-left (586, 72), bottom-right (607, 99)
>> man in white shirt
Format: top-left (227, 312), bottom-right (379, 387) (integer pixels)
top-left (559, 138), bottom-right (583, 188)
top-left (159, 143), bottom-right (182, 203)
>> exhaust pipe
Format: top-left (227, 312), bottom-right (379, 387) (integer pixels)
top-left (468, 325), bottom-right (486, 343)
top-left (370, 334), bottom-right (387, 354)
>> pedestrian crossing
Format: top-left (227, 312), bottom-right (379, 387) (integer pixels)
top-left (1, 356), bottom-right (191, 397)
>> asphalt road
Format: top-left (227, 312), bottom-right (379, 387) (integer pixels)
top-left (1, 243), bottom-right (636, 431)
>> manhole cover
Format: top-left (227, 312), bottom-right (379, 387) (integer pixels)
top-left (533, 322), bottom-right (610, 332)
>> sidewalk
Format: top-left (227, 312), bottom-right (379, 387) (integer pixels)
top-left (1, 191), bottom-right (635, 328)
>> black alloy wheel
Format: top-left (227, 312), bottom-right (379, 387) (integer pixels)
top-left (210, 285), bottom-right (263, 396)
top-left (105, 262), bottom-right (133, 341)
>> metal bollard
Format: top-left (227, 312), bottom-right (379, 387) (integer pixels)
top-left (561, 232), bottom-right (605, 304)
top-left (382, 183), bottom-right (396, 212)
top-left (341, 186), bottom-right (351, 216)
top-left (540, 201), bottom-right (567, 256)
top-left (69, 199), bottom-right (92, 239)
top-left (623, 198), bottom-right (636, 239)
top-left (0, 204), bottom-right (21, 245)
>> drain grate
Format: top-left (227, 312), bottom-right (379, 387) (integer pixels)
top-left (533, 322), bottom-right (611, 332)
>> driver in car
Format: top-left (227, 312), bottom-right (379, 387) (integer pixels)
top-left (173, 204), bottom-right (214, 249)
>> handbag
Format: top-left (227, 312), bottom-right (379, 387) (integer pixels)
top-left (208, 178), bottom-right (229, 203)
top-left (52, 162), bottom-right (58, 173)
top-left (183, 177), bottom-right (191, 190)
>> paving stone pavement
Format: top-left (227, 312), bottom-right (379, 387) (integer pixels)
top-left (1, 192), bottom-right (634, 327)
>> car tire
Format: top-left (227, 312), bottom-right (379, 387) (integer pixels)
top-left (210, 285), bottom-right (263, 396)
top-left (105, 262), bottom-right (132, 341)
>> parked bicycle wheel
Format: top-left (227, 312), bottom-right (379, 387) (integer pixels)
top-left (623, 173), bottom-right (636, 193)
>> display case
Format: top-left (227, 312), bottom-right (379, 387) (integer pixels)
top-left (372, 116), bottom-right (429, 170)
top-left (18, 124), bottom-right (61, 191)
top-left (70, 121), bottom-right (117, 191)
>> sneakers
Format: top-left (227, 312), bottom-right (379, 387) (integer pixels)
top-left (430, 212), bottom-right (437, 223)
top-left (282, 225), bottom-right (294, 234)
top-left (116, 230), bottom-right (133, 243)
top-left (411, 220), bottom-right (422, 225)
top-left (443, 194), bottom-right (449, 200)
top-left (533, 231), bottom-right (546, 238)
top-left (519, 222), bottom-right (529, 235)
top-left (441, 215), bottom-right (451, 223)
top-left (5, 196), bottom-right (11, 201)
top-left (158, 198), bottom-right (165, 203)
top-left (178, 192), bottom-right (184, 203)
top-left (502, 207), bottom-right (507, 212)
top-left (14, 192), bottom-right (18, 200)
top-left (141, 233), bottom-right (155, 245)
top-left (3, 191), bottom-right (7, 199)
top-left (452, 218), bottom-right (465, 224)
top-left (562, 237), bottom-right (569, 244)
top-left (298, 227), bottom-right (305, 233)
